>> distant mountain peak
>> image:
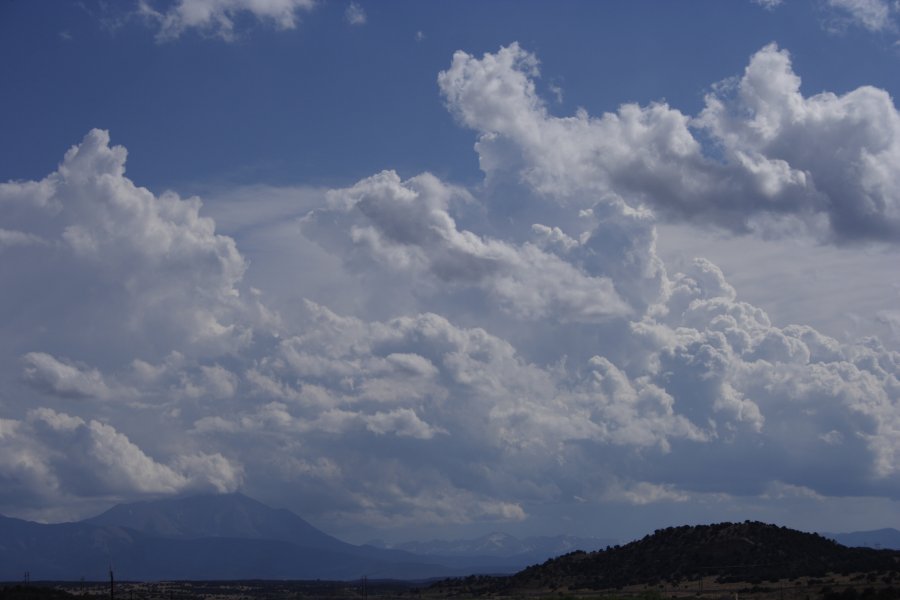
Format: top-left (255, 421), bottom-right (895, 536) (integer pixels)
top-left (0, 493), bottom-right (521, 581)
top-left (86, 492), bottom-right (346, 551)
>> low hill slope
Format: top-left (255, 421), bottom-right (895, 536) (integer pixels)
top-left (446, 521), bottom-right (900, 593)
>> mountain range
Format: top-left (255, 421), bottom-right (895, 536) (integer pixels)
top-left (824, 528), bottom-right (900, 550)
top-left (2, 494), bottom-right (898, 583)
top-left (0, 494), bottom-right (443, 581)
top-left (0, 493), bottom-right (605, 581)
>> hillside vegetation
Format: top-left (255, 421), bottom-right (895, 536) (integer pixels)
top-left (432, 521), bottom-right (900, 596)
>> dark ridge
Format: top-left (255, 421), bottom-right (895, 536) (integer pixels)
top-left (516, 521), bottom-right (900, 588)
top-left (433, 521), bottom-right (900, 594)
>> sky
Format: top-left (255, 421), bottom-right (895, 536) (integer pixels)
top-left (2, 0), bottom-right (900, 546)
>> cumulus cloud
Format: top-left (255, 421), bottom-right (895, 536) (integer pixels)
top-left (304, 170), bottom-right (633, 322)
top-left (3, 44), bottom-right (900, 535)
top-left (438, 42), bottom-right (900, 243)
top-left (827, 0), bottom-right (895, 32)
top-left (0, 408), bottom-right (241, 515)
top-left (22, 353), bottom-right (116, 400)
top-left (139, 0), bottom-right (316, 41)
top-left (697, 43), bottom-right (900, 241)
top-left (0, 129), bottom-right (263, 367)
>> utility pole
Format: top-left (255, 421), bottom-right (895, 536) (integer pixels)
top-left (109, 566), bottom-right (115, 600)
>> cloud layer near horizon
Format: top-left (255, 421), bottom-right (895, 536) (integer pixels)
top-left (1, 44), bottom-right (900, 535)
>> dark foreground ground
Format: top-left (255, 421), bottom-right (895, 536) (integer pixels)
top-left (3, 574), bottom-right (900, 600)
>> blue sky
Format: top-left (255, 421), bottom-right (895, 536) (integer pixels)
top-left (6, 1), bottom-right (900, 190)
top-left (2, 0), bottom-right (900, 545)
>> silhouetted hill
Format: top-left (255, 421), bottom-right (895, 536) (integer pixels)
top-left (510, 522), bottom-right (900, 590)
top-left (432, 521), bottom-right (900, 594)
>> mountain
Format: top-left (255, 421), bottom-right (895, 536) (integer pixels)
top-left (431, 521), bottom-right (900, 595)
top-left (824, 528), bottom-right (900, 550)
top-left (84, 493), bottom-right (516, 574)
top-left (86, 493), bottom-right (348, 551)
top-left (0, 494), bottom-right (474, 581)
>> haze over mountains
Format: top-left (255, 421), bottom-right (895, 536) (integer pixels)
top-left (85, 494), bottom-right (348, 551)
top-left (0, 494), bottom-right (608, 581)
top-left (371, 531), bottom-right (616, 564)
top-left (825, 529), bottom-right (900, 551)
top-left (1, 493), bottom-right (897, 582)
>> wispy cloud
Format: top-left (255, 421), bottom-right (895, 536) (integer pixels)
top-left (752, 0), bottom-right (783, 9)
top-left (345, 2), bottom-right (366, 26)
top-left (138, 0), bottom-right (317, 41)
top-left (826, 0), bottom-right (895, 32)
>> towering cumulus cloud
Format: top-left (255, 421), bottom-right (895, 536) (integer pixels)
top-left (1, 45), bottom-right (899, 531)
top-left (439, 42), bottom-right (900, 243)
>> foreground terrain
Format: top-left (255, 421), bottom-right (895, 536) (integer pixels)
top-left (4, 522), bottom-right (900, 599)
top-left (4, 575), bottom-right (900, 600)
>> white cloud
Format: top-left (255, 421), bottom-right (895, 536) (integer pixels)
top-left (174, 452), bottom-right (244, 493)
top-left (0, 408), bottom-right (242, 511)
top-left (827, 0), bottom-right (894, 31)
top-left (365, 408), bottom-right (443, 439)
top-left (439, 42), bottom-right (900, 244)
top-left (345, 2), bottom-right (366, 26)
top-left (139, 0), bottom-right (316, 41)
top-left (0, 228), bottom-right (44, 249)
top-left (602, 480), bottom-right (691, 505)
top-left (306, 170), bottom-right (633, 322)
top-left (753, 0), bottom-right (783, 9)
top-left (0, 129), bottom-right (262, 368)
top-left (697, 43), bottom-right (900, 242)
top-left (22, 353), bottom-right (116, 400)
top-left (3, 44), bottom-right (900, 535)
